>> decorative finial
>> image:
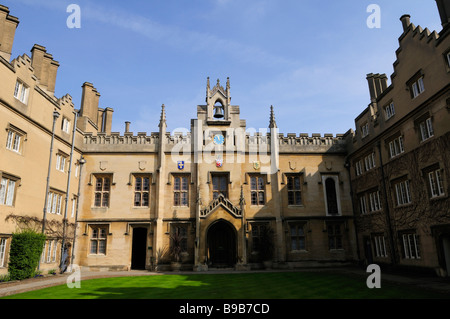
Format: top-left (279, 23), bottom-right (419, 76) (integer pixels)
top-left (206, 77), bottom-right (210, 102)
top-left (226, 77), bottom-right (230, 90)
top-left (269, 105), bottom-right (277, 129)
top-left (196, 186), bottom-right (202, 205)
top-left (159, 104), bottom-right (166, 128)
top-left (239, 185), bottom-right (245, 206)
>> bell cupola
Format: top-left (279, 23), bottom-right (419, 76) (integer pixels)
top-left (206, 77), bottom-right (231, 122)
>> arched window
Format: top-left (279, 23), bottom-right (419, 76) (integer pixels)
top-left (325, 177), bottom-right (339, 215)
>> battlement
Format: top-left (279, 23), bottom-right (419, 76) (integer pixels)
top-left (82, 130), bottom-right (347, 154)
top-left (58, 94), bottom-right (74, 109)
top-left (84, 131), bottom-right (160, 145)
top-left (277, 132), bottom-right (345, 146)
top-left (10, 53), bottom-right (35, 75)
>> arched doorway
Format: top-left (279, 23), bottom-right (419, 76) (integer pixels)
top-left (207, 220), bottom-right (236, 268)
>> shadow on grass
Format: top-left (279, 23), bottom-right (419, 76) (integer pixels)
top-left (3, 272), bottom-right (449, 299)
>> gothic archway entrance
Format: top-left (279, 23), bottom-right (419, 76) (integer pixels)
top-left (207, 220), bottom-right (236, 268)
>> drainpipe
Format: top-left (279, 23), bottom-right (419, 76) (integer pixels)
top-left (59, 111), bottom-right (78, 273)
top-left (376, 141), bottom-right (397, 266)
top-left (39, 110), bottom-right (60, 270)
top-left (344, 160), bottom-right (361, 263)
top-left (70, 155), bottom-right (86, 271)
top-left (42, 110), bottom-right (60, 234)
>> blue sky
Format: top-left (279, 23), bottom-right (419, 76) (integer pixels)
top-left (2, 0), bottom-right (443, 135)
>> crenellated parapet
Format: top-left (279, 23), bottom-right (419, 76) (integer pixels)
top-left (58, 94), bottom-right (75, 109)
top-left (82, 130), bottom-right (347, 154)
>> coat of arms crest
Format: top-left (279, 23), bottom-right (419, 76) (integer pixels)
top-left (216, 157), bottom-right (223, 168)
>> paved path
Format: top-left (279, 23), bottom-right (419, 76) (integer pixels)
top-left (0, 267), bottom-right (449, 298)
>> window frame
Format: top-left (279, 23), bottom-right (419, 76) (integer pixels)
top-left (56, 153), bottom-right (68, 172)
top-left (250, 175), bottom-right (266, 206)
top-left (250, 223), bottom-right (268, 253)
top-left (0, 174), bottom-right (19, 207)
top-left (419, 117), bottom-right (434, 142)
top-left (89, 225), bottom-right (108, 255)
top-left (359, 194), bottom-right (368, 215)
top-left (286, 174), bottom-right (302, 206)
top-left (425, 166), bottom-right (445, 199)
top-left (373, 235), bottom-right (388, 258)
top-left (394, 179), bottom-right (412, 207)
top-left (361, 122), bottom-right (369, 138)
top-left (71, 195), bottom-right (77, 218)
top-left (94, 176), bottom-right (111, 208)
top-left (289, 223), bottom-right (306, 251)
top-left (355, 160), bottom-right (363, 176)
top-left (46, 190), bottom-right (63, 215)
top-left (368, 190), bottom-right (382, 212)
top-left (327, 223), bottom-right (343, 250)
top-left (322, 175), bottom-right (341, 216)
top-left (388, 135), bottom-right (405, 158)
top-left (384, 102), bottom-right (395, 120)
top-left (46, 240), bottom-right (52, 263)
top-left (0, 238), bottom-right (7, 267)
top-left (133, 175), bottom-right (150, 207)
top-left (364, 152), bottom-right (376, 172)
top-left (411, 77), bottom-right (425, 98)
top-left (211, 173), bottom-right (228, 200)
top-left (173, 175), bottom-right (189, 207)
top-left (13, 80), bottom-right (29, 104)
top-left (62, 117), bottom-right (71, 134)
top-left (5, 125), bottom-right (26, 154)
top-left (401, 232), bottom-right (421, 259)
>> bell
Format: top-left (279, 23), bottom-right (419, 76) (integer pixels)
top-left (213, 105), bottom-right (224, 118)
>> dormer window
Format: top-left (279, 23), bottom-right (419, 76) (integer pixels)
top-left (361, 122), bottom-right (369, 138)
top-left (411, 77), bottom-right (425, 98)
top-left (384, 102), bottom-right (395, 120)
top-left (13, 80), bottom-right (29, 104)
top-left (62, 117), bottom-right (71, 133)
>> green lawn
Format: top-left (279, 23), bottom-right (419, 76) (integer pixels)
top-left (1, 271), bottom-right (448, 299)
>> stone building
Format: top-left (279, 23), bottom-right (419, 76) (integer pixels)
top-left (347, 1), bottom-right (450, 276)
top-left (0, 5), bottom-right (85, 275)
top-left (77, 77), bottom-right (356, 271)
top-left (0, 1), bottom-right (449, 276)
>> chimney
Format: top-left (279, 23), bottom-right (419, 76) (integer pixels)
top-left (366, 73), bottom-right (378, 101)
top-left (31, 44), bottom-right (60, 93)
top-left (103, 108), bottom-right (114, 135)
top-left (379, 74), bottom-right (388, 92)
top-left (400, 14), bottom-right (411, 32)
top-left (97, 108), bottom-right (105, 131)
top-left (436, 0), bottom-right (450, 29)
top-left (125, 121), bottom-right (130, 133)
top-left (0, 5), bottom-right (19, 61)
top-left (80, 82), bottom-right (101, 126)
top-left (366, 73), bottom-right (388, 101)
